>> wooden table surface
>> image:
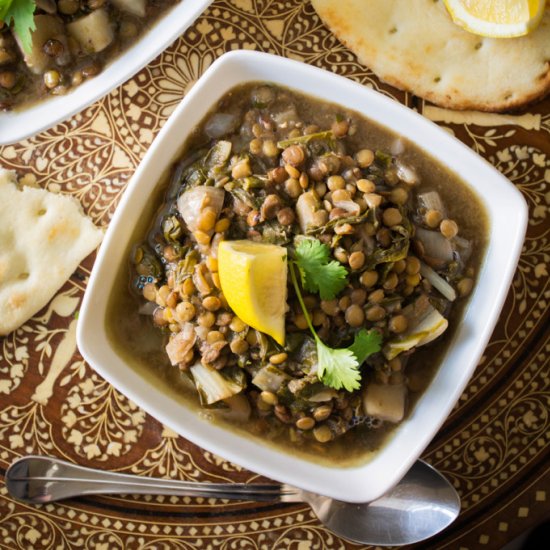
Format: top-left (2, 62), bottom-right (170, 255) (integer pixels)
top-left (1, 1), bottom-right (549, 548)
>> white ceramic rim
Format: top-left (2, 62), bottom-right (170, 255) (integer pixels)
top-left (77, 50), bottom-right (528, 502)
top-left (0, 0), bottom-right (212, 145)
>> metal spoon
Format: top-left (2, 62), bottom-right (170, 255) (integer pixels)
top-left (6, 455), bottom-right (460, 547)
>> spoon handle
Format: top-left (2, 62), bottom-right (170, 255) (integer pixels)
top-left (6, 455), bottom-right (301, 504)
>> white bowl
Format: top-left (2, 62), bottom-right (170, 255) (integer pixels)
top-left (77, 50), bottom-right (528, 503)
top-left (0, 0), bottom-right (212, 145)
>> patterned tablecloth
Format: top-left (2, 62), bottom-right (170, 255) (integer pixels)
top-left (1, 1), bottom-right (549, 548)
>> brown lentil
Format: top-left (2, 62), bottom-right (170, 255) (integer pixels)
top-left (350, 288), bottom-right (367, 306)
top-left (247, 210), bottom-right (261, 227)
top-left (269, 352), bottom-right (288, 365)
top-left (263, 140), bottom-right (278, 157)
top-left (229, 317), bottom-right (247, 332)
top-left (44, 70), bottom-right (60, 89)
top-left (285, 164), bottom-right (301, 179)
top-left (194, 230), bottom-right (211, 245)
top-left (382, 207), bottom-right (403, 227)
top-left (366, 304), bottom-right (386, 322)
top-left (313, 425), bottom-right (333, 443)
top-left (207, 331), bottom-right (225, 344)
top-left (389, 315), bottom-right (408, 333)
top-left (215, 218), bottom-right (230, 232)
top-left (440, 219), bottom-right (459, 239)
top-left (406, 273), bottom-right (421, 287)
top-left (331, 119), bottom-right (349, 137)
top-left (153, 307), bottom-right (168, 326)
top-left (198, 312), bottom-right (216, 328)
top-left (197, 207), bottom-right (218, 232)
top-left (357, 178), bottom-right (376, 193)
top-left (360, 271), bottom-right (379, 288)
top-left (312, 309), bottom-right (327, 326)
top-left (383, 272), bottom-right (399, 290)
top-left (425, 209), bottom-right (443, 228)
top-left (327, 175), bottom-right (346, 191)
top-left (406, 256), bottom-right (421, 275)
top-left (176, 301), bottom-right (196, 322)
top-left (390, 187), bottom-right (409, 205)
top-left (230, 338), bottom-right (249, 354)
top-left (142, 283), bottom-right (156, 302)
top-left (313, 405), bottom-right (332, 422)
top-left (294, 313), bottom-right (309, 330)
top-left (388, 357), bottom-right (402, 372)
top-left (320, 299), bottom-right (339, 316)
top-left (202, 296), bottom-right (222, 311)
top-left (284, 178), bottom-right (301, 198)
top-left (296, 417), bottom-right (315, 430)
top-left (393, 259), bottom-right (407, 274)
top-left (260, 391), bottom-right (278, 406)
top-left (282, 144), bottom-right (305, 166)
top-left (356, 148), bottom-right (375, 168)
top-left (345, 304), bottom-right (365, 327)
top-left (249, 138), bottom-right (262, 155)
top-left (338, 295), bottom-right (351, 310)
top-left (457, 277), bottom-right (474, 297)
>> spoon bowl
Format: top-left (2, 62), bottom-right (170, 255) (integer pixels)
top-left (6, 455), bottom-right (459, 546)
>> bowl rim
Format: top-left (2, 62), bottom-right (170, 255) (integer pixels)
top-left (77, 49), bottom-right (528, 502)
top-left (0, 0), bottom-right (212, 146)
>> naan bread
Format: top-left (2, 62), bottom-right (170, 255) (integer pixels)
top-left (312, 0), bottom-right (550, 111)
top-left (0, 170), bottom-right (103, 335)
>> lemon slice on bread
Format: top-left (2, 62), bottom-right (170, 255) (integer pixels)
top-left (444, 0), bottom-right (546, 37)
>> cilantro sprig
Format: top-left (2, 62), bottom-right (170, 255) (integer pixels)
top-left (0, 0), bottom-right (36, 54)
top-left (290, 242), bottom-right (382, 392)
top-left (294, 238), bottom-right (348, 300)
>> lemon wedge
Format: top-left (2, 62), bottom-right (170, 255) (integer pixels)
top-left (444, 0), bottom-right (546, 37)
top-left (218, 240), bottom-right (287, 345)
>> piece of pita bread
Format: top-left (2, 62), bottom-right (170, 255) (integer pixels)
top-left (312, 0), bottom-right (550, 112)
top-left (0, 169), bottom-right (103, 335)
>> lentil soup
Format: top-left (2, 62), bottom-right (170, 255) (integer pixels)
top-left (107, 83), bottom-right (488, 465)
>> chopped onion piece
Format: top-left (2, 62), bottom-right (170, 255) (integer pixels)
top-left (204, 113), bottom-right (238, 139)
top-left (296, 191), bottom-right (320, 233)
top-left (420, 262), bottom-right (457, 301)
top-left (252, 365), bottom-right (288, 392)
top-left (166, 324), bottom-right (196, 366)
top-left (396, 160), bottom-right (418, 185)
top-left (177, 186), bottom-right (225, 233)
top-left (418, 190), bottom-right (446, 216)
top-left (212, 394), bottom-right (251, 422)
top-left (190, 363), bottom-right (242, 405)
top-left (453, 235), bottom-right (472, 264)
top-left (333, 199), bottom-right (360, 215)
top-left (391, 138), bottom-right (405, 156)
top-left (415, 227), bottom-right (454, 263)
top-left (384, 307), bottom-right (448, 360)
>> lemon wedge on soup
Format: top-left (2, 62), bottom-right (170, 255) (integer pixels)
top-left (444, 0), bottom-right (546, 37)
top-left (218, 240), bottom-right (287, 345)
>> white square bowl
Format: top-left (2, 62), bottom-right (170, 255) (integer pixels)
top-left (77, 50), bottom-right (528, 503)
top-left (0, 0), bottom-right (212, 145)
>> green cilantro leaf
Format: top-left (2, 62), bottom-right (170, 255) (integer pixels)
top-left (1, 0), bottom-right (36, 55)
top-left (295, 238), bottom-right (348, 300)
top-left (289, 263), bottom-right (380, 392)
top-left (349, 329), bottom-right (382, 364)
top-left (315, 337), bottom-right (361, 392)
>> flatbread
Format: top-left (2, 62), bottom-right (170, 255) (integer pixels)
top-left (312, 0), bottom-right (550, 112)
top-left (0, 170), bottom-right (103, 335)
